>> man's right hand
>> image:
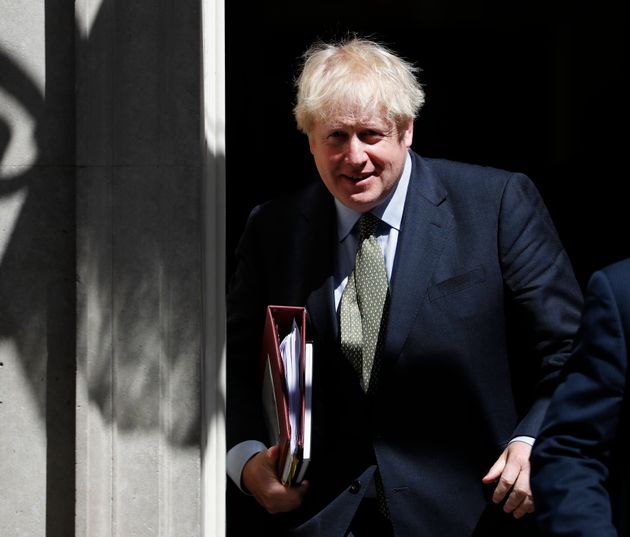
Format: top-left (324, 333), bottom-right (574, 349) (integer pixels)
top-left (242, 445), bottom-right (309, 514)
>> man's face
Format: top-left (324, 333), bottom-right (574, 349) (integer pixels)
top-left (308, 115), bottom-right (413, 212)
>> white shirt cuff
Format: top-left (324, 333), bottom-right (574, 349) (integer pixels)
top-left (226, 440), bottom-right (267, 493)
top-left (509, 435), bottom-right (535, 446)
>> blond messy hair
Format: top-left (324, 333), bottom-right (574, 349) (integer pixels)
top-left (294, 37), bottom-right (425, 136)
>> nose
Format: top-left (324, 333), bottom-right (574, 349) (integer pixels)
top-left (345, 136), bottom-right (367, 167)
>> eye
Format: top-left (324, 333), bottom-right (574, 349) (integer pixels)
top-left (360, 130), bottom-right (384, 143)
top-left (327, 130), bottom-right (347, 144)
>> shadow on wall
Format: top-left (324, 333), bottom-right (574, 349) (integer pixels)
top-left (0, 29), bottom-right (77, 534)
top-left (71, 0), bottom-right (203, 447)
top-left (1, 0), bottom-right (203, 534)
top-left (0, 1), bottom-right (204, 440)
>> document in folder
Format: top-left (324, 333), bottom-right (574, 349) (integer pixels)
top-left (260, 305), bottom-right (312, 486)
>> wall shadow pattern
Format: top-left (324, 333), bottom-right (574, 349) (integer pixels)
top-left (1, 0), bottom-right (204, 535)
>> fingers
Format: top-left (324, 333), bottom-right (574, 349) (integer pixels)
top-left (256, 476), bottom-right (309, 514)
top-left (491, 457), bottom-right (519, 504)
top-left (481, 451), bottom-right (506, 485)
top-left (501, 467), bottom-right (534, 518)
top-left (242, 446), bottom-right (309, 514)
top-left (483, 442), bottom-right (535, 519)
top-left (266, 444), bottom-right (280, 465)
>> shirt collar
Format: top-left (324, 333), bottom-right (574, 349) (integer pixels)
top-left (336, 151), bottom-right (412, 241)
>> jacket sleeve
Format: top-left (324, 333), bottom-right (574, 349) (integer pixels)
top-left (530, 269), bottom-right (625, 537)
top-left (226, 204), bottom-right (270, 450)
top-left (498, 173), bottom-right (583, 438)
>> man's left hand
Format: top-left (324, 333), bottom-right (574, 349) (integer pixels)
top-left (482, 441), bottom-right (535, 519)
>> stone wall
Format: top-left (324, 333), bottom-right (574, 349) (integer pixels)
top-left (1, 1), bottom-right (210, 535)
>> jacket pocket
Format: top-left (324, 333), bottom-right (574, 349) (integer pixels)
top-left (428, 265), bottom-right (487, 302)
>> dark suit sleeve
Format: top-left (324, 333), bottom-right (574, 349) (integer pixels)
top-left (226, 205), bottom-right (270, 450)
top-left (530, 270), bottom-right (626, 537)
top-left (498, 173), bottom-right (583, 438)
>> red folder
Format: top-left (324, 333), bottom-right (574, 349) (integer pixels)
top-left (260, 305), bottom-right (311, 486)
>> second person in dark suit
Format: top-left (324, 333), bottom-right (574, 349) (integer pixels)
top-left (531, 258), bottom-right (630, 537)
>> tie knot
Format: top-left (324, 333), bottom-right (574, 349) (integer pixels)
top-left (359, 212), bottom-right (381, 241)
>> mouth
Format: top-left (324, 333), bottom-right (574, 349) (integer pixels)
top-left (341, 173), bottom-right (374, 184)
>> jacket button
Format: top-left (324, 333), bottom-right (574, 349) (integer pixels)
top-left (349, 480), bottom-right (361, 494)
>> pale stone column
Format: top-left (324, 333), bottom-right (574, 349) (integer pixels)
top-left (1, 3), bottom-right (75, 536)
top-left (200, 0), bottom-right (226, 536)
top-left (0, 4), bottom-right (47, 532)
top-left (75, 0), bottom-right (204, 536)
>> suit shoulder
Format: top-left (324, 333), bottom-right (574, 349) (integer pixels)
top-left (421, 155), bottom-right (518, 179)
top-left (597, 258), bottom-right (630, 306)
top-left (418, 154), bottom-right (532, 193)
top-left (584, 258), bottom-right (630, 341)
top-left (414, 154), bottom-right (538, 211)
top-left (249, 181), bottom-right (331, 225)
top-left (601, 258), bottom-right (630, 283)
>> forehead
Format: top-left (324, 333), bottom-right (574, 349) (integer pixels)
top-left (315, 114), bottom-right (393, 132)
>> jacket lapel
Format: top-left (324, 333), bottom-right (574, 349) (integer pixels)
top-left (384, 153), bottom-right (453, 359)
top-left (296, 185), bottom-right (339, 349)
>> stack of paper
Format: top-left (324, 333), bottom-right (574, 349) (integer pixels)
top-left (260, 305), bottom-right (312, 486)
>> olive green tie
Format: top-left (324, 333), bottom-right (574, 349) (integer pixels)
top-left (340, 212), bottom-right (389, 393)
top-left (340, 212), bottom-right (392, 519)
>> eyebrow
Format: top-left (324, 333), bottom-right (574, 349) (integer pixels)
top-left (324, 121), bottom-right (388, 131)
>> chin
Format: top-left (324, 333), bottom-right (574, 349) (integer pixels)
top-left (344, 195), bottom-right (380, 212)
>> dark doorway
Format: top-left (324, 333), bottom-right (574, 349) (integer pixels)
top-left (225, 2), bottom-right (629, 534)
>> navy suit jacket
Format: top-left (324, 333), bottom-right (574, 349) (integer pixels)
top-left (531, 258), bottom-right (630, 537)
top-left (227, 151), bottom-right (582, 536)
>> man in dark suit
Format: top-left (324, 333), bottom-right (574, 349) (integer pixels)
top-left (531, 258), bottom-right (630, 537)
top-left (226, 37), bottom-right (583, 536)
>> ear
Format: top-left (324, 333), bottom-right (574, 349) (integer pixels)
top-left (401, 120), bottom-right (414, 148)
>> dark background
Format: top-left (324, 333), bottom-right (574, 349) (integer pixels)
top-left (226, 0), bottom-right (629, 290)
top-left (225, 1), bottom-right (628, 533)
